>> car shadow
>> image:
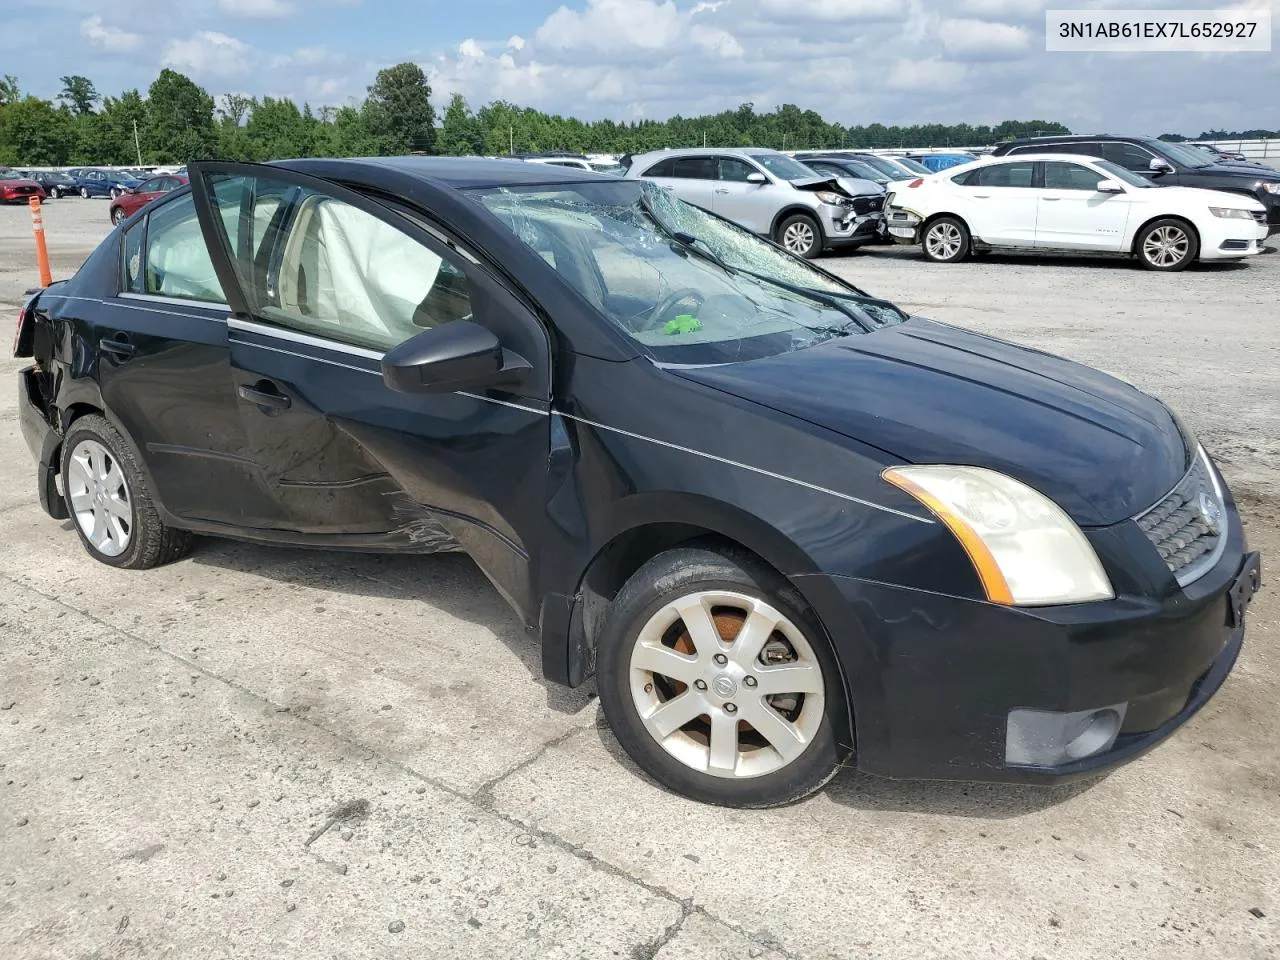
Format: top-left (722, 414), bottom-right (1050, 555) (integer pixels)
top-left (585, 707), bottom-right (1097, 818)
top-left (859, 247), bottom-right (1256, 272)
top-left (186, 536), bottom-right (596, 717)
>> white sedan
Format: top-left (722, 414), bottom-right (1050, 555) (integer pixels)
top-left (884, 153), bottom-right (1270, 271)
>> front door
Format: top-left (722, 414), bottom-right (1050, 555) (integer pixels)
top-left (1034, 161), bottom-right (1132, 251)
top-left (187, 162), bottom-right (553, 620)
top-left (712, 156), bottom-right (773, 234)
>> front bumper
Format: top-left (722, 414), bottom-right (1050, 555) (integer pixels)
top-left (795, 516), bottom-right (1259, 784)
top-left (820, 205), bottom-right (884, 248)
top-left (884, 207), bottom-right (921, 244)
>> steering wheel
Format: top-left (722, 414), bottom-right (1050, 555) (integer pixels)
top-left (645, 287), bottom-right (706, 330)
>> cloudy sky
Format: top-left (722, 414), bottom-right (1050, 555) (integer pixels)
top-left (3, 0), bottom-right (1277, 135)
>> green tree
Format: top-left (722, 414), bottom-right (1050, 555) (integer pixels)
top-left (144, 68), bottom-right (216, 163)
top-left (0, 75), bottom-right (20, 106)
top-left (0, 96), bottom-right (76, 165)
top-left (58, 75), bottom-right (99, 116)
top-left (362, 62), bottom-right (436, 155)
top-left (437, 93), bottom-right (483, 155)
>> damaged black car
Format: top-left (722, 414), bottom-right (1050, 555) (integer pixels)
top-left (15, 158), bottom-right (1261, 807)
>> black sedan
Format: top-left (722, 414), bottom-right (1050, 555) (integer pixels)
top-left (15, 158), bottom-right (1261, 807)
top-left (26, 170), bottom-right (80, 198)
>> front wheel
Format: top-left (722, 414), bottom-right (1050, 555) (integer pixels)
top-left (596, 544), bottom-right (849, 807)
top-left (110, 206), bottom-right (125, 226)
top-left (775, 213), bottom-right (823, 259)
top-left (49, 187), bottom-right (61, 199)
top-left (80, 187), bottom-right (90, 199)
top-left (1136, 218), bottom-right (1198, 271)
top-left (921, 216), bottom-right (970, 263)
top-left (60, 414), bottom-right (193, 569)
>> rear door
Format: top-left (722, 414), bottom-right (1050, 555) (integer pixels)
top-left (187, 161), bottom-right (554, 621)
top-left (1035, 161), bottom-right (1131, 251)
top-left (953, 161), bottom-right (1039, 245)
top-left (644, 156), bottom-right (717, 212)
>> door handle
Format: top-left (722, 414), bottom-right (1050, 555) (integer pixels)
top-left (714, 188), bottom-right (729, 194)
top-left (972, 194), bottom-right (990, 199)
top-left (237, 383), bottom-right (291, 412)
top-left (1042, 197), bottom-right (1063, 201)
top-left (99, 337), bottom-right (135, 360)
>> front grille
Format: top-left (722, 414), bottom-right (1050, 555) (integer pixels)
top-left (851, 196), bottom-right (884, 215)
top-left (1135, 452), bottom-right (1226, 586)
top-left (1220, 239), bottom-right (1250, 250)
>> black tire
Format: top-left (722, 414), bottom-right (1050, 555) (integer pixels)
top-left (596, 544), bottom-right (850, 808)
top-left (775, 213), bottom-right (823, 259)
top-left (110, 206), bottom-right (125, 226)
top-left (80, 187), bottom-right (90, 199)
top-left (1135, 218), bottom-right (1198, 272)
top-left (920, 215), bottom-right (970, 263)
top-left (59, 414), bottom-right (193, 570)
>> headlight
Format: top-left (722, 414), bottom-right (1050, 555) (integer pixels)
top-left (1209, 206), bottom-right (1257, 219)
top-left (883, 465), bottom-right (1114, 606)
top-left (1258, 182), bottom-right (1280, 195)
top-left (814, 191), bottom-right (849, 206)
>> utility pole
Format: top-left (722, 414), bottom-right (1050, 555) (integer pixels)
top-left (509, 125), bottom-right (514, 155)
top-left (132, 120), bottom-right (142, 166)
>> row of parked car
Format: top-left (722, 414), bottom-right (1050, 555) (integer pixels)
top-left (585, 136), bottom-right (1279, 271)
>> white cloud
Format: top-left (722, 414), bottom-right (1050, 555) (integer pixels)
top-left (459, 38), bottom-right (485, 59)
top-left (940, 18), bottom-right (1030, 58)
top-left (80, 15), bottom-right (143, 53)
top-left (219, 0), bottom-right (295, 16)
top-left (162, 31), bottom-right (257, 79)
top-left (886, 57), bottom-right (969, 91)
top-left (535, 0), bottom-right (743, 60)
top-left (758, 0), bottom-right (903, 22)
top-left (958, 0), bottom-right (1048, 18)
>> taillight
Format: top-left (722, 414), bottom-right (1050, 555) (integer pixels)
top-left (907, 178), bottom-right (924, 188)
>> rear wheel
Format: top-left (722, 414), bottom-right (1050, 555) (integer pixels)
top-left (1136, 218), bottom-right (1198, 271)
top-left (775, 213), bottom-right (823, 259)
top-left (60, 415), bottom-right (193, 569)
top-left (596, 545), bottom-right (849, 807)
top-left (921, 216), bottom-right (970, 263)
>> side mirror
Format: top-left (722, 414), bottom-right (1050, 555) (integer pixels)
top-left (746, 172), bottom-right (767, 185)
top-left (1148, 158), bottom-right (1174, 174)
top-left (381, 320), bottom-right (529, 395)
top-left (1097, 180), bottom-right (1124, 193)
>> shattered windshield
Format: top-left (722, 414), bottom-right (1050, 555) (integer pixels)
top-left (471, 180), bottom-right (906, 364)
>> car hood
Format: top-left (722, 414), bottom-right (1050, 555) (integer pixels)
top-left (1194, 163), bottom-right (1280, 181)
top-left (668, 318), bottom-right (1188, 527)
top-left (0, 177), bottom-right (40, 189)
top-left (1144, 185), bottom-right (1267, 210)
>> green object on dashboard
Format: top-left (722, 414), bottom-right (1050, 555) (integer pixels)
top-left (665, 314), bottom-right (702, 335)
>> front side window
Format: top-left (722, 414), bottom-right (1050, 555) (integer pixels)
top-left (976, 162), bottom-right (1035, 188)
top-left (1101, 142), bottom-right (1156, 171)
top-left (207, 175), bottom-right (472, 352)
top-left (472, 180), bottom-right (906, 364)
top-left (1042, 162), bottom-right (1106, 191)
top-left (143, 192), bottom-right (226, 303)
top-left (718, 157), bottom-right (758, 182)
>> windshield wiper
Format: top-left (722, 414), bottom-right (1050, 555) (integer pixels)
top-left (671, 230), bottom-right (738, 275)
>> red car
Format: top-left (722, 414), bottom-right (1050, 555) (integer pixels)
top-left (0, 169), bottom-right (47, 203)
top-left (109, 174), bottom-right (189, 225)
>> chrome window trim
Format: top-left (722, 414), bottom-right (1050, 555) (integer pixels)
top-left (226, 317), bottom-right (387, 361)
top-left (119, 291), bottom-right (228, 312)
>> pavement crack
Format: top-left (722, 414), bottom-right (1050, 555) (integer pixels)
top-left (470, 726), bottom-right (586, 807)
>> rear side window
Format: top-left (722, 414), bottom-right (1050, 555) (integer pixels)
top-left (143, 192), bottom-right (226, 303)
top-left (672, 157), bottom-right (718, 180)
top-left (207, 174), bottom-right (474, 352)
top-left (975, 162), bottom-right (1035, 187)
top-left (641, 158), bottom-right (677, 178)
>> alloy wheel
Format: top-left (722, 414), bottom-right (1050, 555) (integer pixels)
top-left (783, 221), bottom-right (816, 255)
top-left (925, 222), bottom-right (962, 260)
top-left (628, 591), bottom-right (826, 779)
top-left (66, 439), bottom-right (133, 558)
top-left (80, 187), bottom-right (89, 198)
top-left (1143, 225), bottom-right (1190, 268)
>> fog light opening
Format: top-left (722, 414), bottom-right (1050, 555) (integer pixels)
top-left (1006, 703), bottom-right (1128, 768)
top-left (1064, 708), bottom-right (1122, 761)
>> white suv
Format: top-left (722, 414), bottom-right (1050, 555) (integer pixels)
top-left (885, 153), bottom-right (1269, 271)
top-left (624, 148), bottom-right (883, 258)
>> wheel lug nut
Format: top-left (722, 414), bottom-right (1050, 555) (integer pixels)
top-left (743, 676), bottom-right (757, 688)
top-left (694, 680), bottom-right (708, 691)
top-left (713, 654), bottom-right (728, 666)
top-left (724, 703), bottom-right (737, 714)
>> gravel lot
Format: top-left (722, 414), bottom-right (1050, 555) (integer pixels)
top-left (1, 198), bottom-right (1277, 960)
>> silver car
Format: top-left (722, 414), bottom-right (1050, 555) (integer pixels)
top-left (623, 148), bottom-right (883, 258)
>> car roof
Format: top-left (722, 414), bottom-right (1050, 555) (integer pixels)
top-left (276, 155), bottom-right (606, 189)
top-left (1001, 134), bottom-right (1152, 145)
top-left (627, 147), bottom-right (787, 164)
